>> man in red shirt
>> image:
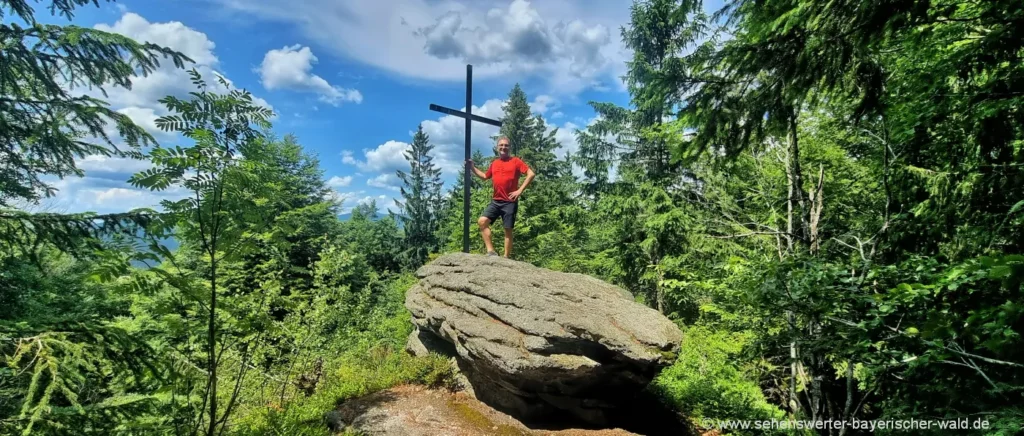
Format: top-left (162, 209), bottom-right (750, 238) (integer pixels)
top-left (466, 136), bottom-right (535, 258)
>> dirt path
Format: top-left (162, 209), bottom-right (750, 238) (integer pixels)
top-left (331, 384), bottom-right (642, 436)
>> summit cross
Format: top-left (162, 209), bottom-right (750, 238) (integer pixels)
top-left (428, 64), bottom-right (503, 253)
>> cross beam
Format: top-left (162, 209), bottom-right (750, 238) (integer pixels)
top-left (429, 64), bottom-right (503, 253)
top-left (428, 104), bottom-right (503, 127)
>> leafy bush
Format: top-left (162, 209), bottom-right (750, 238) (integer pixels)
top-left (231, 320), bottom-right (454, 436)
top-left (652, 326), bottom-right (788, 435)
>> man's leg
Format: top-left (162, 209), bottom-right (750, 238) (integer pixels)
top-left (477, 216), bottom-right (496, 254)
top-left (503, 227), bottom-right (513, 258)
top-left (479, 201), bottom-right (502, 255)
top-left (501, 201), bottom-right (518, 258)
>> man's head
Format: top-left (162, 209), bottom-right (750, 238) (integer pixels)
top-left (496, 136), bottom-right (511, 158)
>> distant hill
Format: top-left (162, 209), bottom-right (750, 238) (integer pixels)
top-left (337, 212), bottom-right (395, 223)
top-left (131, 213), bottom-right (390, 268)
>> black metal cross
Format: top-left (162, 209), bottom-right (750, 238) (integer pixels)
top-left (429, 64), bottom-right (503, 253)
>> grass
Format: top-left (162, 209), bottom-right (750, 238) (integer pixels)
top-left (232, 341), bottom-right (455, 436)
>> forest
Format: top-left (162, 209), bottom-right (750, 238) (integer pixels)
top-left (1, 0), bottom-right (1022, 434)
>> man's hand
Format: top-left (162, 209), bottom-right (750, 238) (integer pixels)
top-left (466, 159), bottom-right (488, 179)
top-left (514, 168), bottom-right (536, 198)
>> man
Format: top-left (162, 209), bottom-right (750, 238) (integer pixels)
top-left (466, 136), bottom-right (535, 258)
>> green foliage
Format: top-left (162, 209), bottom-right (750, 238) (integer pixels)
top-left (493, 84), bottom-right (576, 262)
top-left (438, 149), bottom-right (495, 255)
top-left (619, 0), bottom-right (692, 183)
top-left (5, 0), bottom-right (1024, 434)
top-left (0, 249), bottom-right (170, 435)
top-left (126, 69), bottom-right (274, 436)
top-left (0, 0), bottom-right (185, 263)
top-left (231, 270), bottom-right (453, 436)
top-left (858, 254), bottom-right (1024, 433)
top-left (232, 346), bottom-right (454, 436)
top-left (572, 102), bottom-right (635, 196)
top-left (339, 201), bottom-right (402, 274)
top-left (0, 0), bottom-right (189, 207)
top-left (394, 125), bottom-right (443, 269)
top-left (653, 326), bottom-right (787, 435)
top-left (0, 210), bottom-right (168, 263)
top-left (497, 84), bottom-right (532, 157)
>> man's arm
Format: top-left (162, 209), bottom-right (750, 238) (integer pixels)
top-left (508, 168), bottom-right (536, 200)
top-left (465, 159), bottom-right (489, 179)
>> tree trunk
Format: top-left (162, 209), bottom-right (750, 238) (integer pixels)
top-left (655, 256), bottom-right (665, 314)
top-left (786, 108), bottom-right (808, 246)
top-left (207, 255), bottom-right (218, 436)
top-left (838, 362), bottom-right (855, 436)
top-left (783, 108), bottom-right (807, 417)
top-left (788, 311), bottom-right (800, 415)
top-left (809, 164), bottom-right (825, 254)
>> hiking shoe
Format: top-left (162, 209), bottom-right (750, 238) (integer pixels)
top-left (487, 251), bottom-right (499, 257)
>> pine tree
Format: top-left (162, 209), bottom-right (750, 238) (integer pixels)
top-left (619, 0), bottom-right (689, 183)
top-left (0, 0), bottom-right (190, 257)
top-left (574, 102), bottom-right (636, 198)
top-left (499, 84), bottom-right (532, 156)
top-left (439, 149), bottom-right (492, 253)
top-left (0, 4), bottom-right (194, 432)
top-left (1, 0), bottom-right (190, 205)
top-left (395, 125), bottom-right (443, 268)
top-left (494, 84), bottom-right (575, 260)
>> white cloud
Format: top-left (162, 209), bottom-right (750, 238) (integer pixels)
top-left (420, 98), bottom-right (505, 176)
top-left (414, 0), bottom-right (620, 94)
top-left (40, 12), bottom-right (277, 214)
top-left (94, 187), bottom-right (149, 206)
top-left (363, 141), bottom-right (410, 172)
top-left (356, 194), bottom-right (398, 213)
top-left (556, 113), bottom-right (604, 156)
top-left (529, 95), bottom-right (556, 114)
top-left (332, 190), bottom-right (397, 215)
top-left (96, 12), bottom-right (218, 65)
top-left (36, 175), bottom-right (190, 215)
top-left (327, 175), bottom-right (353, 188)
top-left (551, 121), bottom-right (580, 159)
top-left (91, 13), bottom-right (275, 121)
top-left (538, 114), bottom-right (604, 179)
top-left (257, 45), bottom-right (363, 106)
top-left (344, 88), bottom-right (579, 189)
top-left (76, 155), bottom-right (154, 177)
top-left (341, 150), bottom-right (358, 165)
top-left (343, 140), bottom-right (410, 173)
top-left (212, 0), bottom-right (630, 95)
top-left (414, 1), bottom-right (609, 74)
top-left (399, 96), bottom-right (565, 181)
top-left (115, 106), bottom-right (166, 139)
top-left (417, 1), bottom-right (555, 64)
top-left (329, 190), bottom-right (361, 213)
top-left (367, 173), bottom-right (401, 191)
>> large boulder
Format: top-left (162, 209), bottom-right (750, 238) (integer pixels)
top-left (404, 253), bottom-right (683, 427)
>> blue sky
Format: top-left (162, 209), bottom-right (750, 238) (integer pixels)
top-left (34, 0), bottom-right (655, 215)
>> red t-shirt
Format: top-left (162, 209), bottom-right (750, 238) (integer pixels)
top-left (486, 157), bottom-right (530, 201)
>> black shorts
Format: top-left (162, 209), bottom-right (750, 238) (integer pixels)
top-left (481, 200), bottom-right (518, 229)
